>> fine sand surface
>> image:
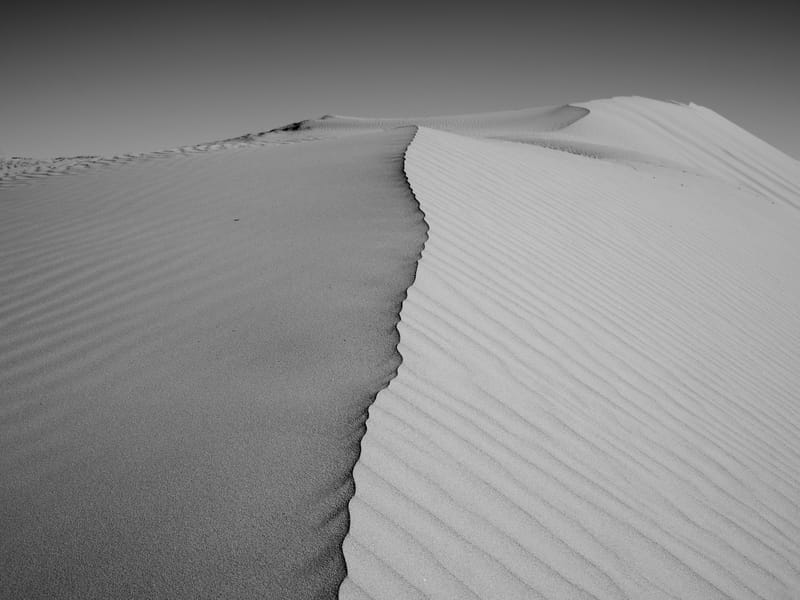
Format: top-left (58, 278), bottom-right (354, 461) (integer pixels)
top-left (3, 97), bottom-right (800, 600)
top-left (341, 102), bottom-right (800, 598)
top-left (0, 128), bottom-right (426, 598)
top-left (565, 98), bottom-right (800, 210)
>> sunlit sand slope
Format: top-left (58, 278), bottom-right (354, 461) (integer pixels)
top-left (341, 123), bottom-right (800, 599)
top-left (0, 129), bottom-right (426, 599)
top-left (563, 97), bottom-right (800, 209)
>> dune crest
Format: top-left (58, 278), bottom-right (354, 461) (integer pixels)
top-left (270, 104), bottom-right (589, 137)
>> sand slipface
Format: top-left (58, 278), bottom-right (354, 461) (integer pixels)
top-left (0, 128), bottom-right (426, 598)
top-left (341, 102), bottom-right (800, 598)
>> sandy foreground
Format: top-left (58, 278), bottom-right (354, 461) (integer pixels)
top-left (2, 97), bottom-right (800, 599)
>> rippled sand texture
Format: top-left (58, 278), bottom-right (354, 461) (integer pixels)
top-left (3, 96), bottom-right (799, 600)
top-left (0, 128), bottom-right (426, 598)
top-left (341, 101), bottom-right (800, 599)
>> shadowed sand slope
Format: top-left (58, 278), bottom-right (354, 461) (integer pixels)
top-left (0, 128), bottom-right (426, 598)
top-left (341, 122), bottom-right (800, 598)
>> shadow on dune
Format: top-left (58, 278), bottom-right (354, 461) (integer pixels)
top-left (0, 127), bottom-right (427, 599)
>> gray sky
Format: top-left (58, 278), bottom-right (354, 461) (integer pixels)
top-left (2, 2), bottom-right (798, 158)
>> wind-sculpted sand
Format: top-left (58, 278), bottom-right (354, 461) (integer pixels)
top-left (2, 97), bottom-right (800, 600)
top-left (341, 104), bottom-right (800, 598)
top-left (0, 128), bottom-right (426, 598)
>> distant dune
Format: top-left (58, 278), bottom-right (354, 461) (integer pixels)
top-left (270, 104), bottom-right (589, 136)
top-left (2, 98), bottom-right (800, 599)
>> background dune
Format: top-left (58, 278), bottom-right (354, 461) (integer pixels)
top-left (270, 105), bottom-right (589, 137)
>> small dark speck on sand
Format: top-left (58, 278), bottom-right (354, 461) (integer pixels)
top-left (233, 218), bottom-right (239, 221)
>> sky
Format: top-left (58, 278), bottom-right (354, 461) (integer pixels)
top-left (2, 2), bottom-right (798, 159)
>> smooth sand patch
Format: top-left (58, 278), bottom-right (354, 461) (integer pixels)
top-left (0, 128), bottom-right (426, 598)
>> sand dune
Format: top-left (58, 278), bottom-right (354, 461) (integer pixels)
top-left (0, 129), bottom-right (426, 598)
top-left (3, 97), bottom-right (799, 599)
top-left (341, 105), bottom-right (800, 598)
